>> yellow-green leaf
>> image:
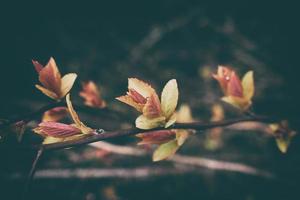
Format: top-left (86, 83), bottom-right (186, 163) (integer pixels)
top-left (176, 130), bottom-right (189, 146)
top-left (128, 78), bottom-right (155, 98)
top-left (66, 94), bottom-right (93, 134)
top-left (276, 137), bottom-right (292, 153)
top-left (221, 96), bottom-right (251, 111)
top-left (60, 73), bottom-right (77, 98)
top-left (161, 79), bottom-right (178, 119)
top-left (242, 71), bottom-right (254, 100)
top-left (152, 140), bottom-right (179, 162)
top-left (43, 136), bottom-right (64, 144)
top-left (165, 113), bottom-right (176, 128)
top-left (35, 84), bottom-right (59, 100)
top-left (135, 115), bottom-right (165, 130)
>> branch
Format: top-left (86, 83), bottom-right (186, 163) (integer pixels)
top-left (21, 147), bottom-right (44, 200)
top-left (40, 115), bottom-right (276, 151)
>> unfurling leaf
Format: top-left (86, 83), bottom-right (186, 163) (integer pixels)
top-left (213, 66), bottom-right (254, 111)
top-left (152, 140), bottom-right (179, 162)
top-left (135, 115), bottom-right (165, 129)
top-left (142, 94), bottom-right (161, 118)
top-left (117, 78), bottom-right (179, 129)
top-left (269, 121), bottom-right (296, 153)
top-left (241, 71), bottom-right (254, 100)
top-left (161, 79), bottom-right (178, 119)
top-left (79, 81), bottom-right (106, 108)
top-left (137, 130), bottom-right (176, 145)
top-left (60, 73), bottom-right (78, 98)
top-left (33, 57), bottom-right (77, 100)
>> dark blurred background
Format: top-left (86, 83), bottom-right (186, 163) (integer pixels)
top-left (0, 1), bottom-right (300, 200)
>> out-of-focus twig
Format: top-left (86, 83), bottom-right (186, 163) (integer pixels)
top-left (89, 141), bottom-right (273, 178)
top-left (24, 167), bottom-right (192, 179)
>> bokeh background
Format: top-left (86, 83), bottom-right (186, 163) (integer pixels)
top-left (0, 1), bottom-right (299, 200)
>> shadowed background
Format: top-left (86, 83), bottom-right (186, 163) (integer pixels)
top-left (0, 1), bottom-right (299, 200)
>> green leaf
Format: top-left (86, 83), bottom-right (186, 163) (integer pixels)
top-left (161, 79), bottom-right (178, 119)
top-left (135, 115), bottom-right (165, 130)
top-left (152, 140), bottom-right (179, 162)
top-left (241, 71), bottom-right (254, 101)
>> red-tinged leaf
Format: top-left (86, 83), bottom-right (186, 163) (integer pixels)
top-left (42, 107), bottom-right (68, 122)
top-left (116, 95), bottom-right (144, 112)
top-left (38, 57), bottom-right (62, 97)
top-left (227, 71), bottom-right (243, 97)
top-left (212, 66), bottom-right (233, 94)
top-left (32, 60), bottom-right (43, 73)
top-left (128, 78), bottom-right (156, 98)
top-left (79, 81), bottom-right (106, 108)
top-left (142, 93), bottom-right (162, 118)
top-left (136, 130), bottom-right (176, 145)
top-left (33, 122), bottom-right (81, 138)
top-left (127, 89), bottom-right (147, 104)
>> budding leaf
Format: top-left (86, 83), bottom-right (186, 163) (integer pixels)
top-left (152, 140), bottom-right (179, 162)
top-left (33, 57), bottom-right (77, 100)
top-left (241, 71), bottom-right (254, 101)
top-left (60, 73), bottom-right (78, 98)
top-left (276, 137), bottom-right (292, 154)
top-left (269, 122), bottom-right (296, 153)
top-left (135, 115), bottom-right (165, 130)
top-left (161, 79), bottom-right (178, 119)
top-left (79, 81), bottom-right (106, 108)
top-left (176, 130), bottom-right (189, 146)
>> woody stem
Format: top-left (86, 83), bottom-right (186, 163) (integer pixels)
top-left (39, 115), bottom-right (276, 151)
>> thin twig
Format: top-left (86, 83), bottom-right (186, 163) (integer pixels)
top-left (40, 115), bottom-right (276, 151)
top-left (89, 141), bottom-right (273, 178)
top-left (21, 147), bottom-right (44, 200)
top-left (28, 167), bottom-right (193, 179)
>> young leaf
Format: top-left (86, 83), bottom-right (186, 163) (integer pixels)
top-left (128, 78), bottom-right (155, 98)
top-left (135, 115), bottom-right (165, 129)
top-left (60, 73), bottom-right (78, 97)
top-left (152, 140), bottom-right (179, 162)
top-left (161, 79), bottom-right (178, 119)
top-left (242, 71), bottom-right (254, 100)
